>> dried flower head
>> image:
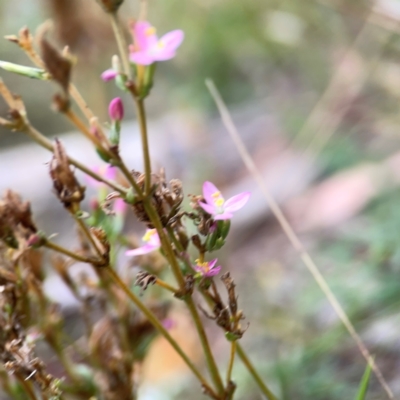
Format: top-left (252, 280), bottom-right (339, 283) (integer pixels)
top-left (49, 139), bottom-right (85, 210)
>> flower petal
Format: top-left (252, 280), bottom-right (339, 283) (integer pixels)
top-left (203, 181), bottom-right (220, 206)
top-left (214, 212), bottom-right (233, 220)
top-left (208, 259), bottom-right (218, 269)
top-left (133, 21), bottom-right (157, 51)
top-left (130, 51), bottom-right (155, 65)
top-left (198, 201), bottom-right (216, 215)
top-left (151, 50), bottom-right (177, 62)
top-left (158, 30), bottom-right (184, 52)
top-left (125, 243), bottom-right (159, 256)
top-left (101, 69), bottom-right (118, 81)
top-left (224, 192), bottom-right (251, 213)
top-left (205, 266), bottom-right (221, 277)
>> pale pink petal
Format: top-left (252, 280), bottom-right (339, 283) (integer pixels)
top-left (101, 69), bottom-right (118, 81)
top-left (104, 166), bottom-right (117, 181)
top-left (130, 51), bottom-right (155, 65)
top-left (224, 192), bottom-right (251, 213)
top-left (151, 50), bottom-right (177, 62)
top-left (208, 259), bottom-right (218, 269)
top-left (148, 233), bottom-right (161, 248)
top-left (113, 198), bottom-right (127, 215)
top-left (205, 266), bottom-right (221, 277)
top-left (133, 21), bottom-right (156, 51)
top-left (198, 201), bottom-right (216, 215)
top-left (203, 181), bottom-right (220, 205)
top-left (125, 243), bottom-right (159, 256)
top-left (158, 30), bottom-right (184, 52)
top-left (214, 212), bottom-right (233, 220)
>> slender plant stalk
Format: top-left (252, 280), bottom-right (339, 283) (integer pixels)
top-left (143, 199), bottom-right (225, 396)
top-left (206, 78), bottom-right (394, 399)
top-left (15, 375), bottom-right (38, 400)
top-left (110, 12), bottom-right (132, 80)
top-left (236, 344), bottom-right (278, 400)
top-left (73, 216), bottom-right (104, 259)
top-left (68, 83), bottom-right (96, 121)
top-left (155, 278), bottom-right (178, 293)
top-left (105, 265), bottom-right (219, 398)
top-left (45, 241), bottom-right (98, 264)
top-left (226, 341), bottom-right (236, 385)
top-left (64, 109), bottom-right (106, 151)
top-left (134, 98), bottom-right (152, 194)
top-left (23, 124), bottom-right (127, 194)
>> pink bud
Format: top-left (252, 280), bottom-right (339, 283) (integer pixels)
top-left (101, 69), bottom-right (118, 81)
top-left (108, 97), bottom-right (124, 121)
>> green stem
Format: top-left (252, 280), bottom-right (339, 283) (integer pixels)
top-left (185, 297), bottom-right (225, 396)
top-left (236, 343), bottom-right (278, 400)
top-left (227, 341), bottom-right (236, 385)
top-left (134, 98), bottom-right (152, 195)
top-left (106, 265), bottom-right (218, 398)
top-left (74, 216), bottom-right (104, 259)
top-left (45, 241), bottom-right (99, 264)
top-left (143, 200), bottom-right (224, 395)
top-left (110, 12), bottom-right (132, 80)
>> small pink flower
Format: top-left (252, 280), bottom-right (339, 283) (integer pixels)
top-left (108, 97), bottom-right (124, 121)
top-left (129, 21), bottom-right (184, 66)
top-left (113, 198), bottom-right (127, 215)
top-left (101, 68), bottom-right (118, 81)
top-left (198, 181), bottom-right (250, 220)
top-left (194, 258), bottom-right (221, 278)
top-left (126, 229), bottom-right (161, 256)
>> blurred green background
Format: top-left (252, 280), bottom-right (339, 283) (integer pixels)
top-left (1, 0), bottom-right (400, 399)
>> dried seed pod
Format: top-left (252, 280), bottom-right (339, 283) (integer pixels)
top-left (49, 139), bottom-right (85, 211)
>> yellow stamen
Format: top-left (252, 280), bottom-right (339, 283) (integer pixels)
top-left (145, 27), bottom-right (156, 36)
top-left (215, 198), bottom-right (224, 207)
top-left (211, 191), bottom-right (221, 198)
top-left (142, 229), bottom-right (156, 242)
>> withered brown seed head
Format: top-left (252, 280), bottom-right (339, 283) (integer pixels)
top-left (49, 139), bottom-right (85, 209)
top-left (39, 36), bottom-right (72, 94)
top-left (96, 0), bottom-right (124, 13)
top-left (0, 190), bottom-right (37, 248)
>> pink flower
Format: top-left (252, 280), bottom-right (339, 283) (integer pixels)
top-left (194, 258), bottom-right (221, 278)
top-left (129, 21), bottom-right (184, 66)
top-left (108, 97), bottom-right (124, 121)
top-left (126, 229), bottom-right (161, 256)
top-left (198, 181), bottom-right (250, 220)
top-left (101, 68), bottom-right (118, 81)
top-left (85, 166), bottom-right (117, 189)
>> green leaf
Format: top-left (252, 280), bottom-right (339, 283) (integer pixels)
top-left (0, 61), bottom-right (49, 80)
top-left (355, 361), bottom-right (372, 400)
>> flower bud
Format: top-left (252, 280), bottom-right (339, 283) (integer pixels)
top-left (108, 97), bottom-right (124, 121)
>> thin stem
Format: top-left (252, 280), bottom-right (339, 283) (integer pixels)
top-left (110, 12), bottom-right (132, 80)
top-left (185, 297), bottom-right (225, 396)
top-left (134, 98), bottom-right (152, 194)
top-left (226, 341), bottom-right (236, 385)
top-left (143, 199), bottom-right (224, 395)
top-left (23, 124), bottom-right (127, 194)
top-left (64, 108), bottom-right (106, 151)
top-left (15, 374), bottom-right (38, 400)
top-left (74, 216), bottom-right (104, 259)
top-left (155, 278), bottom-right (178, 293)
top-left (68, 83), bottom-right (96, 121)
top-left (112, 159), bottom-right (144, 199)
top-left (236, 344), bottom-right (278, 400)
top-left (106, 265), bottom-right (218, 397)
top-left (45, 241), bottom-right (99, 264)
